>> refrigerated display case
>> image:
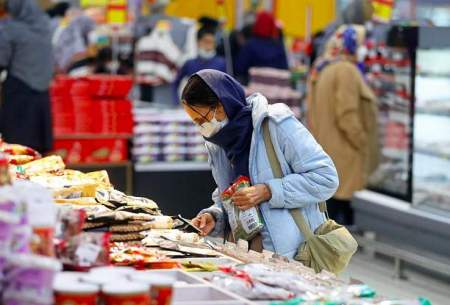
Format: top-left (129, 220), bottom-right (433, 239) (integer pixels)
top-left (365, 26), bottom-right (414, 201)
top-left (413, 40), bottom-right (450, 215)
top-left (354, 26), bottom-right (450, 259)
top-left (365, 26), bottom-right (450, 212)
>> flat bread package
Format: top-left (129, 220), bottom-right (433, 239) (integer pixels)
top-left (21, 156), bottom-right (65, 176)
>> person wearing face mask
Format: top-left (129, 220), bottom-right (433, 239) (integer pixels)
top-left (172, 27), bottom-right (226, 104)
top-left (182, 69), bottom-right (339, 258)
top-left (308, 25), bottom-right (379, 227)
top-left (234, 11), bottom-right (288, 85)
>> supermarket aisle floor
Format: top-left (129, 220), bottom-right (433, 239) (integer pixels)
top-left (342, 252), bottom-right (450, 305)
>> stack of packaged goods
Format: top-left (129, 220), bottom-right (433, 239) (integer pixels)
top-left (50, 75), bottom-right (134, 164)
top-left (245, 67), bottom-right (302, 118)
top-left (132, 108), bottom-right (208, 164)
top-left (0, 152), bottom-right (61, 305)
top-left (0, 140), bottom-right (434, 305)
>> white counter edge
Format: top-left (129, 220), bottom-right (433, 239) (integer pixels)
top-left (135, 162), bottom-right (211, 172)
top-left (353, 190), bottom-right (450, 225)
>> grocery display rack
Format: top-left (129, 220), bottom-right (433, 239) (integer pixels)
top-left (353, 25), bottom-right (450, 268)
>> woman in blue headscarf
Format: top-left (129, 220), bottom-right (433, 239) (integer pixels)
top-left (182, 69), bottom-right (339, 258)
top-left (0, 0), bottom-right (53, 153)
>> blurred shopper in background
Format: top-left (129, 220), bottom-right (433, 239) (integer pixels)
top-left (172, 27), bottom-right (226, 103)
top-left (234, 11), bottom-right (288, 84)
top-left (308, 25), bottom-right (379, 227)
top-left (134, 0), bottom-right (196, 104)
top-left (0, 0), bottom-right (54, 153)
top-left (311, 0), bottom-right (373, 64)
top-left (52, 7), bottom-right (107, 75)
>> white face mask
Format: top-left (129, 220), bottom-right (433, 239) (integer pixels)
top-left (198, 48), bottom-right (216, 60)
top-left (197, 107), bottom-right (228, 138)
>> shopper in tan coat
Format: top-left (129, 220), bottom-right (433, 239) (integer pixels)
top-left (308, 25), bottom-right (379, 225)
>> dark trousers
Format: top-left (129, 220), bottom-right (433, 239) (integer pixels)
top-left (0, 75), bottom-right (53, 153)
top-left (327, 198), bottom-right (354, 226)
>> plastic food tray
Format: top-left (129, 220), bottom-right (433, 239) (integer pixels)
top-left (172, 284), bottom-right (251, 304)
top-left (135, 269), bottom-right (208, 285)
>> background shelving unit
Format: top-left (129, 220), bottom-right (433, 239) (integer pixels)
top-left (354, 26), bottom-right (450, 262)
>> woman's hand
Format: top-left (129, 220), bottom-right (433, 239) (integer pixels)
top-left (192, 213), bottom-right (216, 236)
top-left (232, 184), bottom-right (272, 211)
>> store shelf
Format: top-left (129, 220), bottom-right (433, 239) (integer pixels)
top-left (353, 190), bottom-right (450, 259)
top-left (382, 148), bottom-right (408, 160)
top-left (414, 148), bottom-right (450, 160)
top-left (417, 72), bottom-right (450, 78)
top-left (416, 108), bottom-right (450, 117)
top-left (135, 162), bottom-right (210, 172)
top-left (66, 161), bottom-right (132, 168)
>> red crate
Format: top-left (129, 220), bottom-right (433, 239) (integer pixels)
top-left (95, 99), bottom-right (132, 114)
top-left (86, 75), bottom-right (133, 98)
top-left (51, 98), bottom-right (74, 114)
top-left (53, 114), bottom-right (75, 136)
top-left (51, 76), bottom-right (75, 98)
top-left (53, 139), bottom-right (128, 164)
top-left (71, 80), bottom-right (92, 98)
top-left (50, 75), bottom-right (135, 137)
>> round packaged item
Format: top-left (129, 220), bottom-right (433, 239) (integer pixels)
top-left (4, 254), bottom-right (61, 305)
top-left (130, 273), bottom-right (174, 285)
top-left (90, 266), bottom-right (135, 277)
top-left (131, 274), bottom-right (174, 305)
top-left (53, 272), bottom-right (83, 285)
top-left (81, 272), bottom-right (126, 286)
top-left (54, 281), bottom-right (99, 305)
top-left (103, 282), bottom-right (150, 305)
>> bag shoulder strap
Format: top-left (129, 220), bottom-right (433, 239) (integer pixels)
top-left (261, 118), bottom-right (313, 239)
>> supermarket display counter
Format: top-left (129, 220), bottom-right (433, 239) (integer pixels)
top-left (352, 190), bottom-right (450, 275)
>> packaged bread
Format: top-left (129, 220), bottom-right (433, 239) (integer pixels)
top-left (54, 197), bottom-right (98, 206)
top-left (85, 170), bottom-right (111, 186)
top-left (1, 143), bottom-right (41, 157)
top-left (7, 155), bottom-right (37, 165)
top-left (148, 216), bottom-right (174, 229)
top-left (21, 156), bottom-right (65, 176)
top-left (53, 184), bottom-right (99, 199)
top-left (95, 189), bottom-right (159, 211)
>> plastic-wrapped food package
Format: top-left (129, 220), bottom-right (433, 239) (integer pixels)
top-left (211, 272), bottom-right (294, 300)
top-left (13, 181), bottom-right (57, 257)
top-left (0, 185), bottom-right (33, 255)
top-left (55, 206), bottom-right (87, 241)
top-left (3, 254), bottom-right (61, 305)
top-left (221, 176), bottom-right (264, 241)
top-left (58, 232), bottom-right (111, 270)
top-left (375, 298), bottom-right (432, 305)
top-left (0, 187), bottom-right (21, 288)
top-left (236, 264), bottom-right (320, 296)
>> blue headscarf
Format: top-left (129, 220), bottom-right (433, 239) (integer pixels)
top-left (196, 69), bottom-right (254, 180)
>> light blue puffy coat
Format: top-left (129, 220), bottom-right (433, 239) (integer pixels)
top-left (201, 93), bottom-right (339, 258)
